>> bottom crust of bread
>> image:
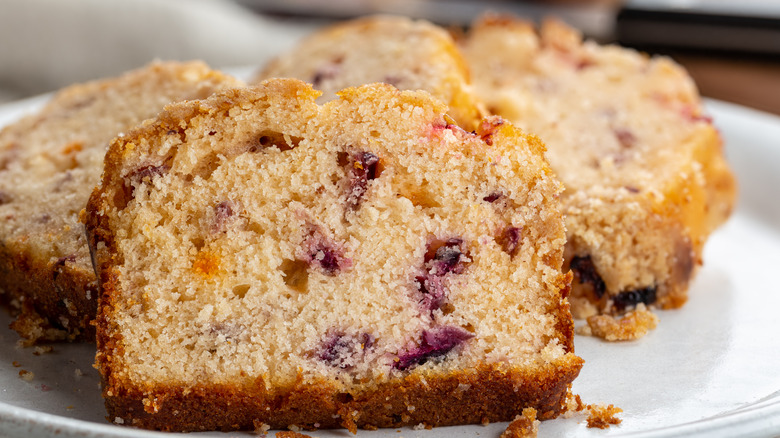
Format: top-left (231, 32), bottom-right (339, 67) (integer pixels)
top-left (104, 354), bottom-right (583, 432)
top-left (0, 247), bottom-right (97, 343)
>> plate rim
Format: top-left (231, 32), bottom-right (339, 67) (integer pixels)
top-left (0, 94), bottom-right (779, 437)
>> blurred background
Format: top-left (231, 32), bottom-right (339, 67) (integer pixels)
top-left (0, 0), bottom-right (778, 114)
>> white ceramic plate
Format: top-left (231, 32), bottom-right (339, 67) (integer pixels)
top-left (1, 93), bottom-right (779, 438)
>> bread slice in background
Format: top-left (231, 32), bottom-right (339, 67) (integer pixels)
top-left (254, 15), bottom-right (484, 129)
top-left (460, 15), bottom-right (737, 322)
top-left (0, 61), bottom-right (243, 343)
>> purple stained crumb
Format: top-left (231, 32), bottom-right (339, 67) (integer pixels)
top-left (125, 163), bottom-right (170, 198)
top-left (499, 226), bottom-right (522, 257)
top-left (614, 128), bottom-right (637, 148)
top-left (415, 239), bottom-right (469, 313)
top-left (316, 331), bottom-right (374, 369)
top-left (612, 286), bottom-right (657, 312)
top-left (394, 326), bottom-right (473, 371)
top-left (130, 164), bottom-right (169, 185)
top-left (298, 226), bottom-right (351, 276)
top-left (311, 57), bottom-right (344, 87)
top-left (570, 255), bottom-right (606, 299)
top-left (428, 239), bottom-right (467, 275)
top-left (416, 274), bottom-right (446, 312)
top-left (345, 151), bottom-right (381, 210)
top-left (311, 243), bottom-right (341, 274)
top-left (383, 75), bottom-right (403, 87)
top-left (212, 201), bottom-right (235, 233)
top-left (576, 58), bottom-right (596, 70)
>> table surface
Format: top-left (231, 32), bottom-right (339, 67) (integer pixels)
top-left (666, 53), bottom-right (780, 117)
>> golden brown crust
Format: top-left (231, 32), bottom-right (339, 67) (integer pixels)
top-left (585, 404), bottom-right (623, 429)
top-left (0, 244), bottom-right (97, 342)
top-left (501, 407), bottom-right (539, 438)
top-left (275, 432), bottom-right (313, 438)
top-left (100, 357), bottom-right (582, 432)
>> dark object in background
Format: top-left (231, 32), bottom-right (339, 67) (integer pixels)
top-left (617, 0), bottom-right (780, 56)
top-left (616, 0), bottom-right (780, 116)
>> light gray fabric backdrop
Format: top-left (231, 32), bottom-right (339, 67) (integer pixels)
top-left (0, 0), bottom-right (319, 102)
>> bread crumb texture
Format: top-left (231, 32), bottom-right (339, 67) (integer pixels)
top-left (275, 431), bottom-right (313, 438)
top-left (578, 303), bottom-right (659, 341)
top-left (86, 79), bottom-right (582, 431)
top-left (586, 404), bottom-right (623, 429)
top-left (563, 391), bottom-right (623, 429)
top-left (461, 14), bottom-right (736, 318)
top-left (501, 407), bottom-right (539, 438)
top-left (0, 61), bottom-right (242, 343)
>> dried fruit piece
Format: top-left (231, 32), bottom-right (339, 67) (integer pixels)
top-left (569, 255), bottom-right (606, 300)
top-left (498, 227), bottom-right (522, 257)
top-left (416, 238), bottom-right (470, 313)
top-left (297, 226), bottom-right (351, 276)
top-left (344, 151), bottom-right (381, 210)
top-left (128, 164), bottom-right (170, 191)
top-left (483, 192), bottom-right (502, 203)
top-left (394, 326), bottom-right (473, 371)
top-left (612, 286), bottom-right (657, 312)
top-left (613, 127), bottom-right (636, 148)
top-left (315, 330), bottom-right (374, 369)
top-left (52, 254), bottom-right (77, 281)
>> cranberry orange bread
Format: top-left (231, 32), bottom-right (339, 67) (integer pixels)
top-left (253, 15), bottom-right (483, 129)
top-left (0, 61), bottom-right (243, 343)
top-left (460, 16), bottom-right (737, 319)
top-left (85, 79), bottom-right (583, 431)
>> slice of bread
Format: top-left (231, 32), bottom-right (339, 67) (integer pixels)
top-left (85, 79), bottom-right (582, 431)
top-left (0, 61), bottom-right (243, 343)
top-left (253, 15), bottom-right (483, 129)
top-left (460, 16), bottom-right (737, 319)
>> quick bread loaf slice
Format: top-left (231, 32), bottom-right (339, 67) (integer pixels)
top-left (460, 16), bottom-right (737, 321)
top-left (85, 79), bottom-right (583, 432)
top-left (253, 15), bottom-right (483, 129)
top-left (0, 61), bottom-right (243, 343)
